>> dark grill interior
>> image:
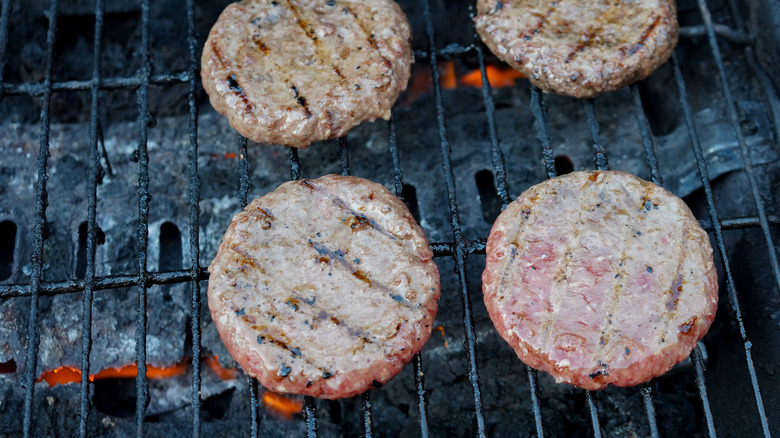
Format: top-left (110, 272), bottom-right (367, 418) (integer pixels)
top-left (0, 0), bottom-right (779, 436)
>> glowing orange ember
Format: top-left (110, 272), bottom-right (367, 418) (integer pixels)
top-left (38, 366), bottom-right (83, 386)
top-left (210, 152), bottom-right (238, 159)
top-left (37, 360), bottom-right (189, 387)
top-left (205, 355), bottom-right (240, 381)
top-left (434, 326), bottom-right (449, 349)
top-left (440, 60), bottom-right (457, 89)
top-left (460, 65), bottom-right (525, 88)
top-left (403, 61), bottom-right (526, 105)
top-left (262, 392), bottom-right (304, 420)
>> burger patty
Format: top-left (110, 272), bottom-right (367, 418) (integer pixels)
top-left (474, 0), bottom-right (679, 98)
top-left (207, 175), bottom-right (440, 399)
top-left (201, 0), bottom-right (413, 149)
top-left (482, 171), bottom-right (718, 390)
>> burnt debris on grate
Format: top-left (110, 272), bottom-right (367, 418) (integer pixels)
top-left (0, 0), bottom-right (779, 436)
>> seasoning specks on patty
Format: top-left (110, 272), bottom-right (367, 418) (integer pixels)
top-left (475, 0), bottom-right (679, 98)
top-left (202, 0), bottom-right (414, 148)
top-left (208, 175), bottom-right (440, 399)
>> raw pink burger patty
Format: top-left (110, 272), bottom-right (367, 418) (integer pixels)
top-left (482, 170), bottom-right (718, 390)
top-left (208, 175), bottom-right (440, 399)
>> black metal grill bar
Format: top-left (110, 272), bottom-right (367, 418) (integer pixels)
top-left (422, 0), bottom-right (487, 435)
top-left (336, 135), bottom-right (374, 437)
top-left (698, 0), bottom-right (780, 298)
top-left (249, 376), bottom-right (261, 438)
top-left (21, 0), bottom-right (57, 435)
top-left (238, 136), bottom-right (252, 207)
top-left (185, 0), bottom-right (202, 433)
top-left (473, 37), bottom-right (510, 208)
top-left (0, 270), bottom-right (208, 297)
top-left (585, 391), bottom-right (603, 438)
top-left (387, 113), bottom-right (431, 437)
top-left (631, 85), bottom-right (663, 186)
top-left (0, 0), bottom-right (11, 98)
top-left (236, 135), bottom-right (262, 436)
top-left (692, 346), bottom-right (717, 437)
top-left (678, 24), bottom-right (752, 44)
top-left (304, 396), bottom-right (318, 437)
top-left (339, 137), bottom-right (350, 176)
top-left (525, 367), bottom-right (545, 438)
top-left (699, 215), bottom-right (780, 230)
top-left (1, 209), bottom-right (775, 294)
top-left (530, 86), bottom-right (557, 179)
top-left (133, 0), bottom-right (152, 433)
top-left (411, 354), bottom-right (430, 438)
top-left (638, 384), bottom-right (660, 438)
top-left (725, 0), bottom-right (780, 147)
top-left (289, 147), bottom-right (301, 180)
top-left (628, 84), bottom-right (662, 437)
top-left (388, 116), bottom-right (404, 198)
top-left (413, 44), bottom-right (475, 62)
top-left (671, 51), bottom-right (769, 437)
top-left (361, 392), bottom-right (374, 438)
top-left (77, 0), bottom-right (104, 435)
top-left (582, 100), bottom-right (608, 170)
top-left (1, 72), bottom-right (189, 95)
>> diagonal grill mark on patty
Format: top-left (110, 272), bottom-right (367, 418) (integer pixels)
top-left (542, 202), bottom-right (579, 351)
top-left (228, 244), bottom-right (266, 274)
top-left (308, 239), bottom-right (415, 309)
top-left (660, 229), bottom-right (688, 340)
top-left (348, 7), bottom-right (394, 76)
top-left (210, 40), bottom-right (256, 115)
top-left (239, 245), bottom-right (381, 371)
top-left (564, 26), bottom-right (600, 64)
top-left (290, 85), bottom-right (313, 118)
top-left (595, 251), bottom-right (628, 369)
top-left (618, 16), bottom-right (663, 59)
top-left (297, 179), bottom-right (405, 244)
top-left (592, 182), bottom-right (635, 368)
top-left (245, 310), bottom-right (329, 373)
top-left (285, 0), bottom-right (348, 82)
top-left (286, 293), bottom-right (382, 346)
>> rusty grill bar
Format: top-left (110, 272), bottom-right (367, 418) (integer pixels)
top-left (0, 0), bottom-right (778, 436)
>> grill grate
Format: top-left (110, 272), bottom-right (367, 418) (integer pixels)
top-left (0, 0), bottom-right (778, 436)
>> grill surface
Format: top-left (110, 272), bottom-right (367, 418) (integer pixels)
top-left (0, 0), bottom-right (779, 437)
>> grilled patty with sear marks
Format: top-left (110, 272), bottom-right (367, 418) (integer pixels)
top-left (475, 0), bottom-right (678, 98)
top-left (482, 171), bottom-right (717, 390)
top-left (208, 175), bottom-right (440, 399)
top-left (201, 0), bottom-right (413, 148)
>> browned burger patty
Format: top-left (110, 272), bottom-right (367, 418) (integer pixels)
top-left (208, 175), bottom-right (440, 399)
top-left (474, 0), bottom-right (679, 98)
top-left (201, 0), bottom-right (413, 148)
top-left (482, 171), bottom-right (718, 390)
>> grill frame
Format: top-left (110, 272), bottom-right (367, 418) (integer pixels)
top-left (0, 0), bottom-right (777, 436)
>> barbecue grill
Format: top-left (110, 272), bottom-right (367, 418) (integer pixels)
top-left (0, 0), bottom-right (778, 436)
